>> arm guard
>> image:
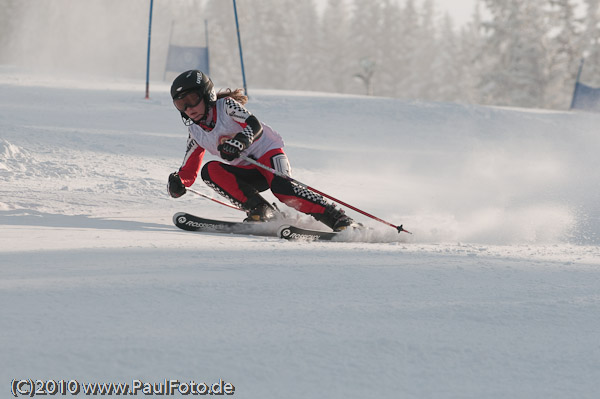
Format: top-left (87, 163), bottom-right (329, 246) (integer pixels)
top-left (225, 98), bottom-right (263, 145)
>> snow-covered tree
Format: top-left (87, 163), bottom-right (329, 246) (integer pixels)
top-left (204, 0), bottom-right (241, 88)
top-left (243, 0), bottom-right (301, 89)
top-left (545, 0), bottom-right (584, 108)
top-left (479, 0), bottom-right (549, 107)
top-left (0, 0), bottom-right (22, 63)
top-left (433, 13), bottom-right (462, 102)
top-left (580, 0), bottom-right (600, 86)
top-left (396, 0), bottom-right (423, 100)
top-left (411, 0), bottom-right (439, 101)
top-left (457, 0), bottom-right (486, 104)
top-left (282, 0), bottom-right (321, 91)
top-left (347, 0), bottom-right (383, 95)
top-left (318, 0), bottom-right (352, 93)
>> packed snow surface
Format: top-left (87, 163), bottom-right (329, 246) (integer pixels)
top-left (1, 69), bottom-right (599, 398)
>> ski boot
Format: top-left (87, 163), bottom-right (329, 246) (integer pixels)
top-left (312, 204), bottom-right (357, 232)
top-left (243, 194), bottom-right (279, 222)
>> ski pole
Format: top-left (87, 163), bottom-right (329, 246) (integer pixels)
top-left (187, 188), bottom-right (243, 211)
top-left (240, 155), bottom-right (411, 234)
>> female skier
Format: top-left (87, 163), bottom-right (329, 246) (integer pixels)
top-left (167, 70), bottom-right (355, 231)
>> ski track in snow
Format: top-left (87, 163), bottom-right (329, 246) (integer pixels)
top-left (1, 69), bottom-right (600, 398)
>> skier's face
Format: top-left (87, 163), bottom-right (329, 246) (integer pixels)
top-left (174, 91), bottom-right (206, 121)
top-left (185, 99), bottom-right (206, 122)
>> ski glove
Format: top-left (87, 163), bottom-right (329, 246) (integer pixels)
top-left (168, 172), bottom-right (186, 198)
top-left (217, 132), bottom-right (251, 161)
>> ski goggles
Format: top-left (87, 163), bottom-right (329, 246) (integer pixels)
top-left (173, 91), bottom-right (202, 112)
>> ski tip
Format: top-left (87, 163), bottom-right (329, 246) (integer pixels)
top-left (397, 225), bottom-right (412, 235)
top-left (173, 212), bottom-right (186, 225)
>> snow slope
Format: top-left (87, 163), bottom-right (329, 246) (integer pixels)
top-left (1, 69), bottom-right (600, 398)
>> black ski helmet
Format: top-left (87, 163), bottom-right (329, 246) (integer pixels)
top-left (170, 70), bottom-right (216, 125)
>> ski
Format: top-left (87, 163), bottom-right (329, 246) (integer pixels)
top-left (278, 225), bottom-right (339, 241)
top-left (173, 213), bottom-right (369, 242)
top-left (173, 212), bottom-right (280, 237)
